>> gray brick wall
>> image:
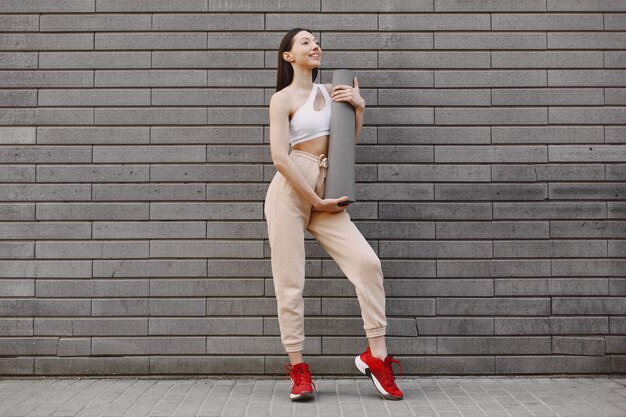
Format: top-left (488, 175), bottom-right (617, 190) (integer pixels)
top-left (0, 1), bottom-right (624, 376)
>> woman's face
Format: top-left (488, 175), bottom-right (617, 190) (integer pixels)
top-left (285, 31), bottom-right (322, 68)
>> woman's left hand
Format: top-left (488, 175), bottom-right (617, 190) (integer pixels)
top-left (331, 77), bottom-right (365, 110)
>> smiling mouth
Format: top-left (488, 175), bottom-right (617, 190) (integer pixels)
top-left (310, 54), bottom-right (320, 58)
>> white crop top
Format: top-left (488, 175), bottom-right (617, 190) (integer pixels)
top-left (289, 83), bottom-right (331, 146)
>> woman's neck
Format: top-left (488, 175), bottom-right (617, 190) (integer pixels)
top-left (290, 69), bottom-right (314, 91)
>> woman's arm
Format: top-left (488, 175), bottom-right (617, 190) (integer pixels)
top-left (355, 104), bottom-right (364, 144)
top-left (269, 91), bottom-right (323, 209)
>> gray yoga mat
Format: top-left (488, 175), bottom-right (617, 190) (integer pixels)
top-left (323, 69), bottom-right (356, 205)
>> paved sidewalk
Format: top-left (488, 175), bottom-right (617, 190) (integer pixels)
top-left (0, 376), bottom-right (625, 417)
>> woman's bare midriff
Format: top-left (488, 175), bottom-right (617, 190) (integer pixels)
top-left (291, 135), bottom-right (329, 158)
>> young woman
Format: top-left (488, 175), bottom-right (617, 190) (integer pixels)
top-left (264, 28), bottom-right (404, 402)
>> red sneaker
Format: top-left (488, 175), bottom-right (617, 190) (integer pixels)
top-left (355, 346), bottom-right (404, 400)
top-left (285, 362), bottom-right (317, 401)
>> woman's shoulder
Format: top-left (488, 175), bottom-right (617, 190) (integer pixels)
top-left (269, 88), bottom-right (295, 122)
top-left (270, 88), bottom-right (292, 108)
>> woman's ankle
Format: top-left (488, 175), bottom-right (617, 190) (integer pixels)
top-left (367, 335), bottom-right (388, 360)
top-left (288, 350), bottom-right (304, 365)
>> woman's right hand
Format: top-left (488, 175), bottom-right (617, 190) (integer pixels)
top-left (314, 196), bottom-right (351, 212)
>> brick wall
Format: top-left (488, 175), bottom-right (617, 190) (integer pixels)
top-left (0, 0), bottom-right (624, 376)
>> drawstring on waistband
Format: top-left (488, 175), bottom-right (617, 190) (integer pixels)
top-left (315, 154), bottom-right (328, 197)
top-left (318, 154), bottom-right (328, 168)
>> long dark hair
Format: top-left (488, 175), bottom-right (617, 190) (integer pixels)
top-left (276, 28), bottom-right (319, 92)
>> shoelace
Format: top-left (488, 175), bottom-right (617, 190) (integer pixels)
top-left (384, 356), bottom-right (403, 383)
top-left (285, 363), bottom-right (314, 388)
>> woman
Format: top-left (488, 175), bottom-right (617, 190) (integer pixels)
top-left (264, 28), bottom-right (404, 402)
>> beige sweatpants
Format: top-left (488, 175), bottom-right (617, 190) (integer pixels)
top-left (264, 149), bottom-right (387, 353)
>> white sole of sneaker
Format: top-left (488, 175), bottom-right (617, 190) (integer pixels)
top-left (290, 389), bottom-right (316, 401)
top-left (354, 354), bottom-right (403, 400)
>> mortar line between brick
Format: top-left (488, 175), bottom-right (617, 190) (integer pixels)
top-left (335, 379), bottom-right (345, 417)
top-left (153, 381), bottom-right (180, 414)
top-left (243, 379), bottom-right (256, 416)
top-left (263, 351), bottom-right (266, 375)
top-left (441, 379), bottom-right (470, 417)
top-left (59, 376), bottom-right (100, 412)
top-left (602, 77), bottom-right (606, 107)
top-left (170, 379), bottom-right (195, 416)
top-left (353, 378), bottom-right (370, 417)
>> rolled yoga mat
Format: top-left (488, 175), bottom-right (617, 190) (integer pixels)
top-left (323, 69), bottom-right (356, 205)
